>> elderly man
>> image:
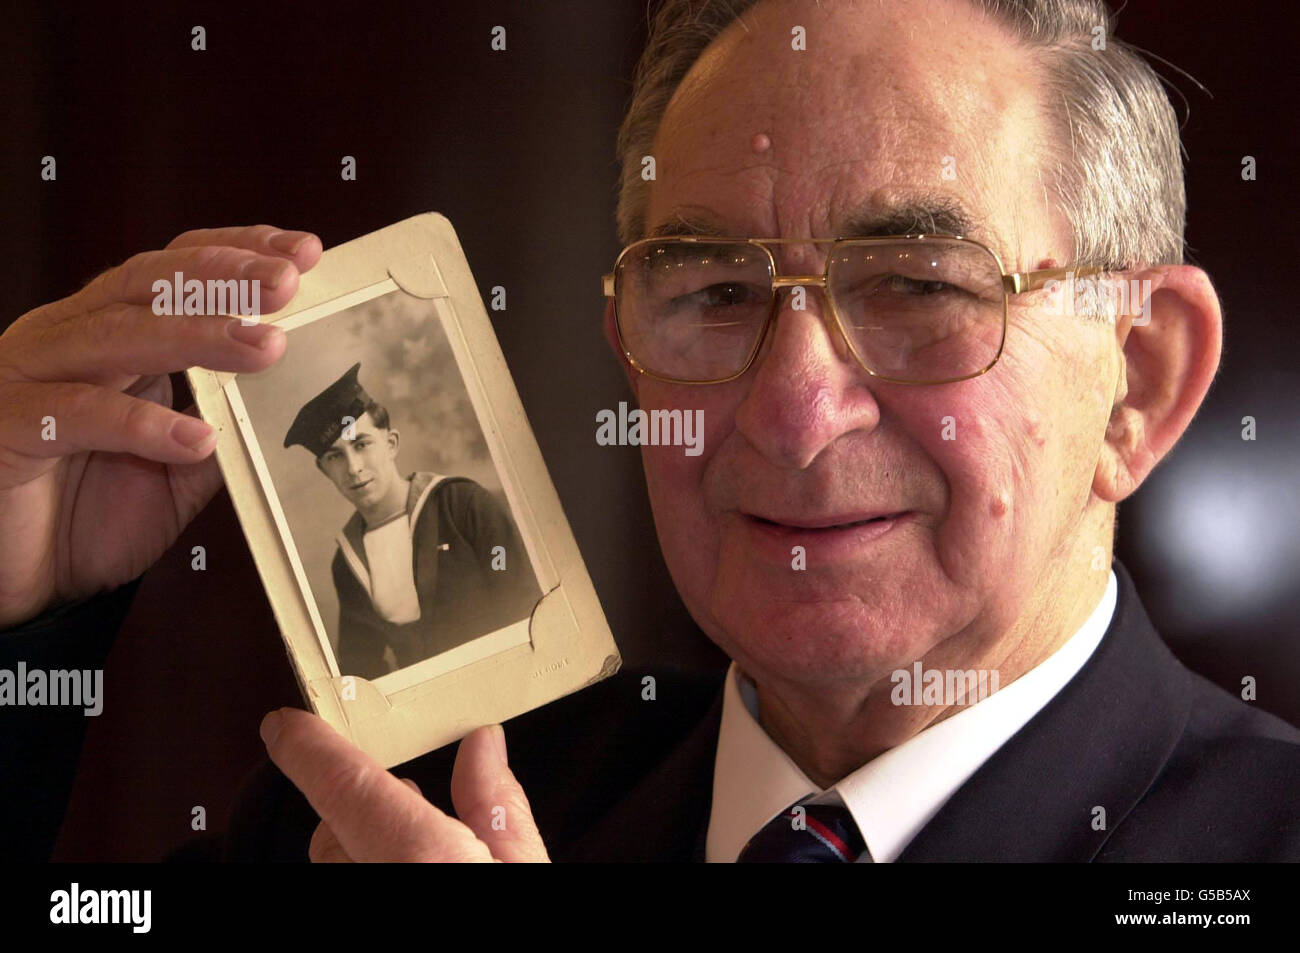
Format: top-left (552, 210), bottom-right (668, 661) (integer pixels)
top-left (1, 0), bottom-right (1296, 863)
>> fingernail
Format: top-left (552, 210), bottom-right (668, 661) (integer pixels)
top-left (260, 710), bottom-right (283, 746)
top-left (170, 415), bottom-right (216, 452)
top-left (268, 231), bottom-right (312, 255)
top-left (492, 724), bottom-right (508, 765)
top-left (241, 257), bottom-right (289, 289)
top-left (226, 319), bottom-right (284, 350)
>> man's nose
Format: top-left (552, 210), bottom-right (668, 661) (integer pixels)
top-left (733, 290), bottom-right (882, 470)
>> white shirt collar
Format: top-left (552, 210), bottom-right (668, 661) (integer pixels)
top-left (706, 569), bottom-right (1118, 862)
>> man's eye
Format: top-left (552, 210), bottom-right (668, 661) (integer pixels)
top-left (672, 281), bottom-right (763, 309)
top-left (703, 282), bottom-right (752, 306)
top-left (880, 275), bottom-right (954, 296)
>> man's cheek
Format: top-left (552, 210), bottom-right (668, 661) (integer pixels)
top-left (642, 442), bottom-right (708, 525)
top-left (641, 443), bottom-right (717, 582)
top-left (637, 387), bottom-right (725, 493)
top-left (905, 394), bottom-right (1031, 575)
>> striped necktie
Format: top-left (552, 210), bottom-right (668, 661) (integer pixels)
top-left (737, 795), bottom-right (871, 863)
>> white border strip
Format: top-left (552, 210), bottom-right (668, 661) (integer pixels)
top-left (225, 380), bottom-right (341, 678)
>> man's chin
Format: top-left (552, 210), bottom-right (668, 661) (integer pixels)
top-left (347, 482), bottom-right (379, 503)
top-left (702, 596), bottom-right (929, 686)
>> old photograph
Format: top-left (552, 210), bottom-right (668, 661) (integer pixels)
top-left (231, 286), bottom-right (543, 688)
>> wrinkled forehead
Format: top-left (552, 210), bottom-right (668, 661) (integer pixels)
top-left (647, 0), bottom-right (1055, 268)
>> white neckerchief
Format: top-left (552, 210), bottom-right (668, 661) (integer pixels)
top-left (361, 515), bottom-right (422, 624)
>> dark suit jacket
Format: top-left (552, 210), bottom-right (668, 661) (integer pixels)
top-left (4, 561), bottom-right (1299, 861)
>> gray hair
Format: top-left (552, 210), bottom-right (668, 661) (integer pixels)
top-left (615, 0), bottom-right (1185, 269)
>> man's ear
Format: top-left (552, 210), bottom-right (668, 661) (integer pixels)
top-left (602, 300), bottom-right (640, 396)
top-left (1093, 265), bottom-right (1222, 503)
top-left (387, 427), bottom-right (400, 457)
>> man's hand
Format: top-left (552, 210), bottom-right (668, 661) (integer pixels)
top-left (0, 226), bottom-right (322, 627)
top-left (261, 708), bottom-right (551, 863)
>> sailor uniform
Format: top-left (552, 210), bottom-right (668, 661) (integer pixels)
top-left (331, 470), bottom-right (542, 680)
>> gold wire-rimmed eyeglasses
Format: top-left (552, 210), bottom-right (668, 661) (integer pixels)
top-left (601, 234), bottom-right (1106, 385)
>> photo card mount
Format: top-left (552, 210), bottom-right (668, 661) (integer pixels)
top-left (185, 212), bottom-right (620, 768)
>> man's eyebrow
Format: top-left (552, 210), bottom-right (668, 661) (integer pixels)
top-left (646, 209), bottom-right (731, 238)
top-left (645, 199), bottom-right (993, 242)
top-left (840, 198), bottom-right (987, 240)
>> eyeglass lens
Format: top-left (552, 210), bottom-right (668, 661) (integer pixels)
top-left (615, 239), bottom-right (1006, 382)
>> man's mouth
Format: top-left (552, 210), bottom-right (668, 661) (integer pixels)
top-left (741, 509), bottom-right (912, 561)
top-left (747, 511), bottom-right (903, 531)
top-left (349, 479), bottom-right (373, 491)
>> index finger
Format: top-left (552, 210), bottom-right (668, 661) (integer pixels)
top-left (166, 224), bottom-right (323, 272)
top-left (260, 708), bottom-right (491, 863)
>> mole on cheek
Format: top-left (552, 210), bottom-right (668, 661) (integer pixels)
top-left (751, 133), bottom-right (772, 153)
top-left (1028, 415), bottom-right (1046, 448)
top-left (989, 492), bottom-right (1010, 519)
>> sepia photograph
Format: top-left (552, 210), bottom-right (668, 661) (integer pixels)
top-left (230, 286), bottom-right (544, 691)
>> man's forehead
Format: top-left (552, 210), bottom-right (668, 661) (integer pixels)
top-left (646, 0), bottom-right (1044, 264)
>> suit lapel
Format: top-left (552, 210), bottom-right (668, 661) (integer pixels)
top-left (898, 561), bottom-right (1191, 861)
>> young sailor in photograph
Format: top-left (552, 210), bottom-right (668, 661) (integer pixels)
top-left (284, 363), bottom-right (541, 680)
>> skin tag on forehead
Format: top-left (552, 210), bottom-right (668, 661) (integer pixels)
top-left (751, 133), bottom-right (772, 153)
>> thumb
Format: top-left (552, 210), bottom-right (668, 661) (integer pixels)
top-left (166, 402), bottom-right (224, 526)
top-left (450, 725), bottom-right (549, 863)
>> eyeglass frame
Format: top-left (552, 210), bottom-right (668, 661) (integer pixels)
top-left (601, 233), bottom-right (1107, 386)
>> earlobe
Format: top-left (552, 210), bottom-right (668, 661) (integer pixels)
top-left (1092, 265), bottom-right (1222, 503)
top-left (1094, 405), bottom-right (1147, 502)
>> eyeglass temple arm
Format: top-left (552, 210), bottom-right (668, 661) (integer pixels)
top-left (1003, 265), bottom-right (1107, 295)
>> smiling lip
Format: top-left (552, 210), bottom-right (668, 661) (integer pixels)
top-left (349, 479), bottom-right (372, 491)
top-left (746, 510), bottom-right (902, 530)
top-left (741, 510), bottom-right (912, 562)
